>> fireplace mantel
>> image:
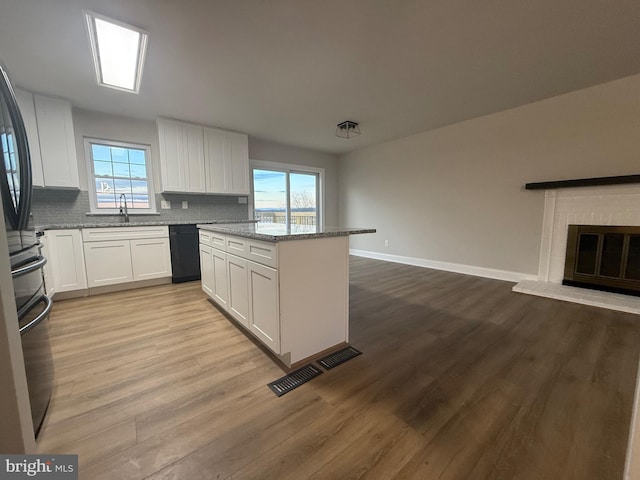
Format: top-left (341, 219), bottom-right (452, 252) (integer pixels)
top-left (525, 174), bottom-right (640, 190)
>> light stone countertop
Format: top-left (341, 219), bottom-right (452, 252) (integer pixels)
top-left (197, 222), bottom-right (376, 242)
top-left (36, 219), bottom-right (256, 230)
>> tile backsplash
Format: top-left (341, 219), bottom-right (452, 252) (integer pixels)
top-left (30, 189), bottom-right (251, 226)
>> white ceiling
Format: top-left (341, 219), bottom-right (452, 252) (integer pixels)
top-left (0, 0), bottom-right (639, 154)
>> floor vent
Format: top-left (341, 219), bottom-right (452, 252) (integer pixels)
top-left (317, 346), bottom-right (362, 370)
top-left (267, 364), bottom-right (323, 397)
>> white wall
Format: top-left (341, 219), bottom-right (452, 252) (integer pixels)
top-left (73, 109), bottom-right (161, 192)
top-left (339, 73), bottom-right (640, 277)
top-left (249, 138), bottom-right (340, 225)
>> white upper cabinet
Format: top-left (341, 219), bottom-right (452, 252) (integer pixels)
top-left (227, 132), bottom-right (249, 194)
top-left (203, 127), bottom-right (227, 193)
top-left (15, 90), bottom-right (79, 189)
top-left (14, 89), bottom-right (44, 187)
top-left (204, 128), bottom-right (249, 195)
top-left (158, 118), bottom-right (186, 192)
top-left (158, 118), bottom-right (206, 194)
top-left (33, 94), bottom-right (80, 189)
top-left (182, 123), bottom-right (206, 193)
top-left (158, 118), bottom-right (249, 195)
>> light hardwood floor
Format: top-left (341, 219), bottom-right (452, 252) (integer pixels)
top-left (37, 256), bottom-right (640, 479)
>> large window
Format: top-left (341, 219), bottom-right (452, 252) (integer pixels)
top-left (85, 138), bottom-right (156, 214)
top-left (251, 160), bottom-right (323, 226)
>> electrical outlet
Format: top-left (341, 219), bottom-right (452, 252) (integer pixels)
top-left (384, 239), bottom-right (389, 248)
top-left (161, 200), bottom-right (171, 209)
top-left (238, 197), bottom-right (248, 204)
top-left (182, 201), bottom-right (188, 209)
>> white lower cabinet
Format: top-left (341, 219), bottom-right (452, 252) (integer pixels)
top-left (212, 248), bottom-right (228, 309)
top-left (247, 261), bottom-right (280, 353)
top-left (199, 244), bottom-right (214, 297)
top-left (199, 232), bottom-right (280, 354)
top-left (81, 226), bottom-right (172, 289)
top-left (131, 238), bottom-right (171, 281)
top-left (84, 240), bottom-right (134, 287)
top-left (227, 253), bottom-right (249, 327)
top-left (43, 226), bottom-right (172, 297)
top-left (198, 229), bottom-right (350, 367)
top-left (46, 229), bottom-right (87, 293)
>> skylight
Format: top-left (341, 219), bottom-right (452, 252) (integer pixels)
top-left (85, 12), bottom-right (148, 93)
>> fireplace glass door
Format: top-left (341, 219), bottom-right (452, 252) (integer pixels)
top-left (564, 225), bottom-right (640, 296)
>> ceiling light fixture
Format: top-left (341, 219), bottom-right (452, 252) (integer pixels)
top-left (335, 121), bottom-right (361, 139)
top-left (84, 11), bottom-right (148, 94)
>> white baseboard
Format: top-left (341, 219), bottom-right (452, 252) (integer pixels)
top-left (349, 249), bottom-right (537, 283)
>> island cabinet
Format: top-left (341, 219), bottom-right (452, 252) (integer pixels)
top-left (198, 228), bottom-right (350, 367)
top-left (199, 244), bottom-right (214, 297)
top-left (247, 261), bottom-right (279, 352)
top-left (211, 247), bottom-right (229, 309)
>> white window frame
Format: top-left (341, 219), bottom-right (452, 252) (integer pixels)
top-left (249, 159), bottom-right (325, 226)
top-left (85, 137), bottom-right (157, 214)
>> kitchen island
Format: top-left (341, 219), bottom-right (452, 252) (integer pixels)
top-left (197, 223), bottom-right (375, 368)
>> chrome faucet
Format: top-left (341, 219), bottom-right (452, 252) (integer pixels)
top-left (119, 194), bottom-right (129, 223)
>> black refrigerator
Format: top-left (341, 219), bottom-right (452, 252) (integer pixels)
top-left (0, 62), bottom-right (53, 437)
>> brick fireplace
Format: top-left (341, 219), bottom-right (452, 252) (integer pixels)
top-left (514, 183), bottom-right (640, 313)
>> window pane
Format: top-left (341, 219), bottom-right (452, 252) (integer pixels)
top-left (253, 169), bottom-right (287, 224)
top-left (129, 163), bottom-right (146, 179)
top-left (132, 194), bottom-right (149, 208)
top-left (290, 172), bottom-right (317, 226)
top-left (113, 162), bottom-right (130, 177)
top-left (114, 193), bottom-right (133, 206)
top-left (129, 149), bottom-right (146, 165)
top-left (131, 180), bottom-right (148, 194)
top-left (95, 178), bottom-right (114, 195)
top-left (111, 147), bottom-right (127, 163)
top-left (94, 160), bottom-right (113, 177)
top-left (3, 149), bottom-right (11, 172)
top-left (92, 144), bottom-right (110, 161)
top-left (96, 193), bottom-right (117, 208)
top-left (114, 179), bottom-right (132, 193)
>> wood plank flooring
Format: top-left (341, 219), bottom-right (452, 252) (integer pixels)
top-left (36, 256), bottom-right (640, 479)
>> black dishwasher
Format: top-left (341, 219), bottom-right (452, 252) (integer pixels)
top-left (169, 225), bottom-right (201, 283)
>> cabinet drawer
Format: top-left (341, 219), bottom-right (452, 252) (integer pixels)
top-left (211, 232), bottom-right (226, 250)
top-left (83, 226), bottom-right (169, 242)
top-left (225, 236), bottom-right (247, 257)
top-left (246, 239), bottom-right (278, 268)
top-left (199, 230), bottom-right (212, 246)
